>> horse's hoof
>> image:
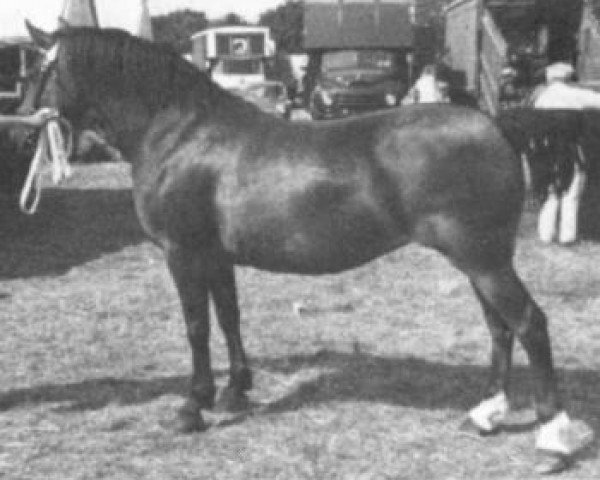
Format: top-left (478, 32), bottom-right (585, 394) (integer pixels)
top-left (534, 452), bottom-right (572, 475)
top-left (235, 368), bottom-right (253, 392)
top-left (176, 413), bottom-right (208, 433)
top-left (459, 416), bottom-right (500, 437)
top-left (215, 386), bottom-right (250, 413)
top-left (175, 400), bottom-right (209, 433)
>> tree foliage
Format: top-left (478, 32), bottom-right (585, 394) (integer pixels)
top-left (211, 12), bottom-right (249, 27)
top-left (258, 1), bottom-right (304, 53)
top-left (151, 9), bottom-right (208, 54)
top-left (151, 10), bottom-right (251, 53)
top-left (151, 2), bottom-right (452, 57)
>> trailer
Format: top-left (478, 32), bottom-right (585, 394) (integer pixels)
top-left (190, 26), bottom-right (275, 91)
top-left (443, 0), bottom-right (584, 113)
top-left (0, 38), bottom-right (40, 113)
top-left (303, 0), bottom-right (415, 119)
top-left (578, 0), bottom-right (600, 89)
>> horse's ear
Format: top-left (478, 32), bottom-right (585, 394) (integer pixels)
top-left (25, 20), bottom-right (54, 50)
top-left (57, 17), bottom-right (72, 31)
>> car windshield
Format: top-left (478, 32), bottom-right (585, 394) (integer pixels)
top-left (321, 50), bottom-right (396, 74)
top-left (246, 84), bottom-right (285, 100)
top-left (218, 58), bottom-right (263, 75)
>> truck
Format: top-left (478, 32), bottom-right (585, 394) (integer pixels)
top-left (443, 0), bottom-right (584, 114)
top-left (190, 26), bottom-right (275, 91)
top-left (303, 0), bottom-right (415, 120)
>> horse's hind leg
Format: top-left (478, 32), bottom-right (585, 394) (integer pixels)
top-left (465, 283), bottom-right (513, 433)
top-left (469, 266), bottom-right (592, 469)
top-left (209, 261), bottom-right (252, 412)
top-left (470, 267), bottom-right (561, 423)
top-left (167, 247), bottom-right (216, 432)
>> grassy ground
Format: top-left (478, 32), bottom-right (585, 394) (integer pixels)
top-left (1, 162), bottom-right (600, 479)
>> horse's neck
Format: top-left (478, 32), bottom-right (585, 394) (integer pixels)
top-left (87, 79), bottom-right (265, 166)
top-left (93, 92), bottom-right (191, 161)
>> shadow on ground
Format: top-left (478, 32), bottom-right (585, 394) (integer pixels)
top-left (0, 188), bottom-right (145, 279)
top-left (2, 350), bottom-right (599, 429)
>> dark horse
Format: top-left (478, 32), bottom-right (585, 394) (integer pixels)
top-left (20, 23), bottom-right (593, 473)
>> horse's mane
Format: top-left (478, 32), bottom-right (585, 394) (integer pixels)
top-left (56, 26), bottom-right (252, 115)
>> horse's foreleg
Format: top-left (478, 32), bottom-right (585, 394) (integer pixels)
top-left (167, 248), bottom-right (215, 432)
top-left (209, 262), bottom-right (252, 412)
top-left (470, 266), bottom-right (592, 470)
top-left (466, 283), bottom-right (513, 433)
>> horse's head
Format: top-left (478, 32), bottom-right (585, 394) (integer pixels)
top-left (16, 21), bottom-right (119, 161)
top-left (19, 22), bottom-right (74, 120)
top-left (19, 21), bottom-right (238, 161)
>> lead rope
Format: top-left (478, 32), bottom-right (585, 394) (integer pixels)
top-left (19, 114), bottom-right (73, 215)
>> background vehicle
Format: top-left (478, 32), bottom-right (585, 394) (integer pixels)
top-left (0, 37), bottom-right (39, 113)
top-left (303, 0), bottom-right (414, 119)
top-left (308, 49), bottom-right (410, 119)
top-left (443, 0), bottom-right (589, 113)
top-left (190, 26), bottom-right (275, 91)
top-left (238, 80), bottom-right (292, 120)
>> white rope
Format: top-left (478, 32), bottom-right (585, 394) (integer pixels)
top-left (19, 114), bottom-right (73, 215)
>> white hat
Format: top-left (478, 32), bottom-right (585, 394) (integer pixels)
top-left (545, 62), bottom-right (575, 82)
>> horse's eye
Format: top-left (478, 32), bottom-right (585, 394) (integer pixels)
top-left (24, 131), bottom-right (39, 154)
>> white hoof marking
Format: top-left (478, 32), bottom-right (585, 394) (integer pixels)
top-left (468, 391), bottom-right (509, 432)
top-left (536, 411), bottom-right (594, 456)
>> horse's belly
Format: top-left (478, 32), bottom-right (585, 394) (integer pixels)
top-left (221, 201), bottom-right (410, 274)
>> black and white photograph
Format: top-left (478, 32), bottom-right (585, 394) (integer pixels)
top-left (0, 1), bottom-right (599, 478)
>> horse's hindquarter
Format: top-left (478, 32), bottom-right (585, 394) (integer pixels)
top-left (376, 106), bottom-right (524, 268)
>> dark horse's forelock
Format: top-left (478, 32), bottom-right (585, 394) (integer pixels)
top-left (56, 26), bottom-right (234, 112)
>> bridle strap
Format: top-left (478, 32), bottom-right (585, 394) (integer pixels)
top-left (32, 57), bottom-right (57, 109)
top-left (19, 114), bottom-right (73, 215)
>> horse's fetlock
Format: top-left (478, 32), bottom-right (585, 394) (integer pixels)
top-left (232, 366), bottom-right (253, 392)
top-left (190, 382), bottom-right (216, 409)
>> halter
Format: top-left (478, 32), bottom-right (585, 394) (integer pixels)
top-left (18, 114), bottom-right (73, 214)
top-left (31, 43), bottom-right (60, 110)
top-left (18, 43), bottom-right (73, 215)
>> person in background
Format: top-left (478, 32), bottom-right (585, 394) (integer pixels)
top-left (402, 64), bottom-right (449, 105)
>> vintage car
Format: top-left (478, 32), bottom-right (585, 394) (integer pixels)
top-left (308, 49), bottom-right (409, 120)
top-left (303, 1), bottom-right (414, 120)
top-left (239, 80), bottom-right (293, 120)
